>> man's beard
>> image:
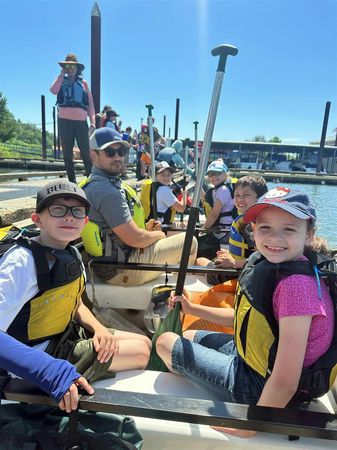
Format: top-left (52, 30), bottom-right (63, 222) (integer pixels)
top-left (107, 161), bottom-right (123, 175)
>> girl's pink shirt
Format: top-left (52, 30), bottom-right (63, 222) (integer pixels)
top-left (50, 75), bottom-right (95, 126)
top-left (273, 259), bottom-right (334, 367)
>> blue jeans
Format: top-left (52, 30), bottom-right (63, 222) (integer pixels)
top-left (171, 331), bottom-right (265, 404)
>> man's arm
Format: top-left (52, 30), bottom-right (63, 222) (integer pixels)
top-left (113, 220), bottom-right (165, 248)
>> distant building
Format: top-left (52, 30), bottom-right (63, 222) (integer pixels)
top-left (184, 139), bottom-right (337, 173)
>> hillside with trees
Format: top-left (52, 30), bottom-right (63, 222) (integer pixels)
top-left (0, 92), bottom-right (54, 156)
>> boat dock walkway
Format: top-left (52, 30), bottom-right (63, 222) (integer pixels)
top-left (0, 172), bottom-right (76, 227)
top-left (0, 170), bottom-right (137, 227)
top-left (1, 165), bottom-right (336, 227)
top-left (231, 168), bottom-right (337, 185)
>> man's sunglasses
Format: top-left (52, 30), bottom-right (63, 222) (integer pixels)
top-left (103, 147), bottom-right (126, 158)
top-left (47, 204), bottom-right (88, 219)
top-left (64, 64), bottom-right (76, 69)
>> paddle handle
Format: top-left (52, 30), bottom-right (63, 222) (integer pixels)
top-left (146, 104), bottom-right (158, 220)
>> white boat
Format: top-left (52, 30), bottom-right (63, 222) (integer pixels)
top-left (85, 263), bottom-right (337, 449)
top-left (92, 370), bottom-right (337, 449)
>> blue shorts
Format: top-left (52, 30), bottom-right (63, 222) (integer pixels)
top-left (171, 331), bottom-right (265, 404)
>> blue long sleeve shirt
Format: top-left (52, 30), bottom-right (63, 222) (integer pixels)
top-left (0, 331), bottom-right (81, 402)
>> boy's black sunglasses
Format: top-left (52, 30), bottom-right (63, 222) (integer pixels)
top-left (103, 147), bottom-right (126, 158)
top-left (47, 204), bottom-right (88, 219)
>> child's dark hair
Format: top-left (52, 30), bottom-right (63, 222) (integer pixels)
top-left (234, 176), bottom-right (268, 199)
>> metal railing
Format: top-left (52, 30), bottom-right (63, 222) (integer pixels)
top-left (0, 142), bottom-right (60, 159)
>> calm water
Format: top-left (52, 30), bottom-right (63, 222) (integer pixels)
top-left (0, 168), bottom-right (336, 247)
top-left (268, 182), bottom-right (337, 249)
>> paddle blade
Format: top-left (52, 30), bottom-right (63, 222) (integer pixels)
top-left (147, 302), bottom-right (182, 372)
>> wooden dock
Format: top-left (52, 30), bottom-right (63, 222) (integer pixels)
top-left (230, 168), bottom-right (337, 185)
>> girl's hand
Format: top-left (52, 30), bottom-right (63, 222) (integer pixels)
top-left (92, 327), bottom-right (118, 363)
top-left (211, 426), bottom-right (257, 439)
top-left (58, 376), bottom-right (94, 413)
top-left (168, 292), bottom-right (192, 314)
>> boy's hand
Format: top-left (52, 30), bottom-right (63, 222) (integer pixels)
top-left (58, 376), bottom-right (94, 413)
top-left (168, 292), bottom-right (192, 314)
top-left (214, 250), bottom-right (235, 268)
top-left (92, 328), bottom-right (118, 363)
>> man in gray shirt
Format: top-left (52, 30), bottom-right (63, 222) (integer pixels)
top-left (83, 127), bottom-right (197, 286)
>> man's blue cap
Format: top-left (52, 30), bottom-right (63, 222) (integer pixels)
top-left (243, 186), bottom-right (317, 223)
top-left (206, 159), bottom-right (228, 174)
top-left (90, 127), bottom-right (130, 151)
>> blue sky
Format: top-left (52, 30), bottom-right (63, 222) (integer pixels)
top-left (0, 0), bottom-right (336, 145)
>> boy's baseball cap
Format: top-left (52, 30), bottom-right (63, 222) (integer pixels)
top-left (156, 161), bottom-right (175, 174)
top-left (206, 159), bottom-right (228, 174)
top-left (36, 180), bottom-right (90, 213)
top-left (90, 128), bottom-right (130, 151)
top-left (243, 186), bottom-right (316, 224)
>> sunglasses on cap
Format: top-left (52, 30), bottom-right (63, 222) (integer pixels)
top-left (47, 204), bottom-right (88, 219)
top-left (103, 147), bottom-right (126, 158)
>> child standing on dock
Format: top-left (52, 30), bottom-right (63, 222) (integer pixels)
top-left (0, 179), bottom-right (151, 383)
top-left (156, 187), bottom-right (334, 438)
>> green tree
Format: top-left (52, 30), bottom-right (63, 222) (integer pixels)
top-left (252, 135), bottom-right (267, 142)
top-left (268, 136), bottom-right (282, 143)
top-left (0, 92), bottom-right (16, 142)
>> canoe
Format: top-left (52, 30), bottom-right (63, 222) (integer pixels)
top-left (84, 257), bottom-right (337, 449)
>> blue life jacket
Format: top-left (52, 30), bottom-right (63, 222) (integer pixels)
top-left (56, 75), bottom-right (89, 110)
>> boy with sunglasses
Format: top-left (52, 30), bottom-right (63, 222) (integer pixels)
top-left (84, 127), bottom-right (197, 286)
top-left (0, 180), bottom-right (151, 383)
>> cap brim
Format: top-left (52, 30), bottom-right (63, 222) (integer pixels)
top-left (206, 169), bottom-right (224, 175)
top-left (58, 62), bottom-right (85, 71)
top-left (243, 203), bottom-right (311, 223)
top-left (157, 167), bottom-right (175, 174)
top-left (94, 140), bottom-right (130, 151)
top-left (36, 193), bottom-right (90, 213)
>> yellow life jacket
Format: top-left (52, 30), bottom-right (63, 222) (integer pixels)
top-left (122, 182), bottom-right (146, 229)
top-left (140, 179), bottom-right (176, 224)
top-left (234, 251), bottom-right (337, 402)
top-left (79, 177), bottom-right (146, 257)
top-left (228, 215), bottom-right (255, 260)
top-left (203, 178), bottom-right (238, 221)
top-left (6, 238), bottom-right (84, 345)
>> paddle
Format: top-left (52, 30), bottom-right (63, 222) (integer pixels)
top-left (146, 104), bottom-right (158, 221)
top-left (147, 44), bottom-right (238, 371)
top-left (193, 121), bottom-right (199, 177)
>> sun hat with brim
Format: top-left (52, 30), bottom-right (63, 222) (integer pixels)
top-left (106, 110), bottom-right (119, 118)
top-left (90, 128), bottom-right (130, 151)
top-left (205, 159), bottom-right (228, 174)
top-left (58, 53), bottom-right (85, 71)
top-left (243, 186), bottom-right (316, 224)
top-left (156, 161), bottom-right (175, 174)
top-left (36, 180), bottom-right (90, 213)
